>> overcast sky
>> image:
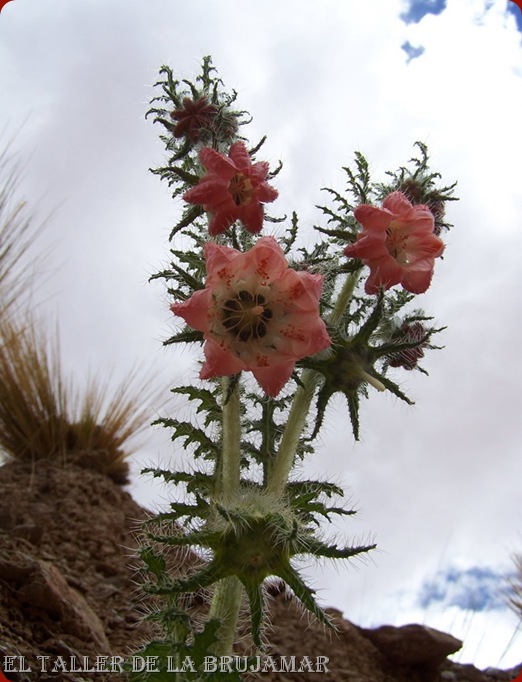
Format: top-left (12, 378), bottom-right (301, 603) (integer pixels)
top-left (1, 0), bottom-right (522, 669)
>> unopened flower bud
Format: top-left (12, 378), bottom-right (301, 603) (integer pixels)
top-left (388, 321), bottom-right (427, 370)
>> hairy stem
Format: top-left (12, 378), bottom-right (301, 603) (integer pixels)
top-left (220, 376), bottom-right (241, 501)
top-left (266, 367), bottom-right (321, 497)
top-left (208, 577), bottom-right (243, 656)
top-left (207, 377), bottom-right (243, 654)
top-left (329, 269), bottom-right (360, 326)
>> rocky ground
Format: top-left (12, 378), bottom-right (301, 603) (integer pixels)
top-left (0, 458), bottom-right (520, 682)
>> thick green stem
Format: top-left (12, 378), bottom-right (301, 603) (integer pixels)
top-left (266, 271), bottom-right (360, 498)
top-left (208, 577), bottom-right (243, 656)
top-left (220, 376), bottom-right (241, 500)
top-left (207, 377), bottom-right (243, 654)
top-left (329, 269), bottom-right (360, 326)
top-left (266, 368), bottom-right (321, 497)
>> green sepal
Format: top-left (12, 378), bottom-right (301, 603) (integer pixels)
top-left (276, 562), bottom-right (332, 630)
top-left (305, 537), bottom-right (377, 561)
top-left (241, 580), bottom-right (264, 647)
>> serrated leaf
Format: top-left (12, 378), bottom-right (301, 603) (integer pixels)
top-left (172, 386), bottom-right (222, 426)
top-left (163, 328), bottom-right (204, 345)
top-left (154, 418), bottom-right (219, 460)
top-left (305, 538), bottom-right (377, 560)
top-left (170, 206), bottom-right (205, 240)
top-left (140, 547), bottom-right (167, 579)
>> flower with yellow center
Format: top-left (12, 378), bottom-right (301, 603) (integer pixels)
top-left (170, 237), bottom-right (331, 396)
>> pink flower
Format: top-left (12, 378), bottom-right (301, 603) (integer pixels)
top-left (170, 237), bottom-right (331, 397)
top-left (183, 142), bottom-right (278, 235)
top-left (344, 191), bottom-right (445, 295)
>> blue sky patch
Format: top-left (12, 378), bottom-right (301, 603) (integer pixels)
top-left (400, 0), bottom-right (447, 24)
top-left (507, 1), bottom-right (522, 32)
top-left (418, 566), bottom-right (513, 612)
top-left (402, 41), bottom-right (426, 62)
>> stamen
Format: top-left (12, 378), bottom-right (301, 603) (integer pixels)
top-left (221, 291), bottom-right (274, 343)
top-left (229, 173), bottom-right (254, 206)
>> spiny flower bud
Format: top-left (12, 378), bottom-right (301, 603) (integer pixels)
top-left (170, 95), bottom-right (219, 142)
top-left (388, 321), bottom-right (427, 370)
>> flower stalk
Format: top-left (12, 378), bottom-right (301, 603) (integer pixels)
top-left (206, 377), bottom-right (243, 655)
top-left (329, 269), bottom-right (361, 327)
top-left (266, 367), bottom-right (321, 498)
top-left (219, 376), bottom-right (241, 501)
top-left (208, 576), bottom-right (243, 656)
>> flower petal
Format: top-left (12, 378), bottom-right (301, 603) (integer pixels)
top-left (400, 259), bottom-right (436, 294)
top-left (208, 207), bottom-right (238, 236)
top-left (183, 177), bottom-right (231, 206)
top-left (256, 182), bottom-right (279, 203)
top-left (228, 141), bottom-right (252, 172)
top-left (170, 289), bottom-right (211, 332)
top-left (252, 360), bottom-right (296, 397)
top-left (364, 257), bottom-right (403, 294)
top-left (354, 204), bottom-right (393, 231)
top-left (248, 236), bottom-right (289, 281)
top-left (199, 147), bottom-right (237, 177)
top-left (249, 160), bottom-right (270, 183)
top-left (238, 200), bottom-right (264, 234)
top-left (382, 191), bottom-right (415, 215)
top-left (204, 241), bottom-right (239, 277)
top-left (344, 231), bottom-right (387, 260)
top-left (200, 338), bottom-right (245, 379)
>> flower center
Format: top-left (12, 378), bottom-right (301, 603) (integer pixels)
top-left (229, 173), bottom-right (254, 206)
top-left (221, 290), bottom-right (273, 342)
top-left (385, 223), bottom-right (409, 263)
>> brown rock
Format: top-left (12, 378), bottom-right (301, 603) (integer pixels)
top-left (361, 623), bottom-right (462, 666)
top-left (17, 558), bottom-right (111, 652)
top-left (0, 550), bottom-right (35, 581)
top-left (12, 523), bottom-right (43, 545)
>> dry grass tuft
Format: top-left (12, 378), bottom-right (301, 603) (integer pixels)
top-left (0, 143), bottom-right (158, 484)
top-left (0, 146), bottom-right (45, 320)
top-left (0, 317), bottom-right (156, 484)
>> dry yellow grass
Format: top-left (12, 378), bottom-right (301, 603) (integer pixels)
top-left (0, 317), bottom-right (157, 483)
top-left (0, 144), bottom-right (158, 484)
top-left (0, 145), bottom-right (44, 319)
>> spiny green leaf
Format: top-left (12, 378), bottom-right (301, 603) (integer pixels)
top-left (139, 547), bottom-right (167, 579)
top-left (277, 563), bottom-right (332, 629)
top-left (141, 467), bottom-right (214, 492)
top-left (242, 581), bottom-right (264, 647)
top-left (304, 538), bottom-right (377, 560)
top-left (171, 386), bottom-right (221, 426)
top-left (169, 206), bottom-right (205, 240)
top-left (153, 418), bottom-right (219, 460)
top-left (147, 529), bottom-right (220, 549)
top-left (286, 480), bottom-right (345, 499)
